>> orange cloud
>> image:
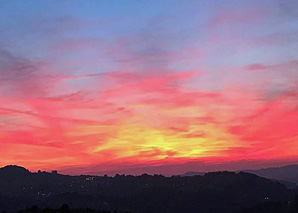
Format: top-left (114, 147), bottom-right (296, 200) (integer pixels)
top-left (1, 68), bottom-right (297, 175)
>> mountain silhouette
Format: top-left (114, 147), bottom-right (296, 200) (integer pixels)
top-left (183, 171), bottom-right (204, 176)
top-left (0, 165), bottom-right (30, 180)
top-left (0, 165), bottom-right (30, 173)
top-left (183, 164), bottom-right (298, 187)
top-left (244, 164), bottom-right (298, 184)
top-left (0, 165), bottom-right (297, 213)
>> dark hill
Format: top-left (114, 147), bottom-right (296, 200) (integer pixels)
top-left (244, 164), bottom-right (298, 184)
top-left (183, 164), bottom-right (298, 187)
top-left (0, 166), bottom-right (296, 213)
top-left (0, 165), bottom-right (30, 173)
top-left (0, 165), bottom-right (31, 180)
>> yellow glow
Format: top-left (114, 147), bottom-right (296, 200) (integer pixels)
top-left (92, 122), bottom-right (240, 161)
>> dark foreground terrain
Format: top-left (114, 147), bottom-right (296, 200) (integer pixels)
top-left (1, 165), bottom-right (298, 213)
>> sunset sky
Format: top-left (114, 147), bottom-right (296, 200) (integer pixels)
top-left (0, 0), bottom-right (297, 175)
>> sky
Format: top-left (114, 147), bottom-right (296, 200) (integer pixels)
top-left (0, 0), bottom-right (297, 175)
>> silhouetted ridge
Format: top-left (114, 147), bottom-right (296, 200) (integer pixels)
top-left (244, 164), bottom-right (298, 184)
top-left (182, 171), bottom-right (204, 176)
top-left (0, 165), bottom-right (296, 213)
top-left (0, 165), bottom-right (30, 176)
top-left (182, 164), bottom-right (298, 187)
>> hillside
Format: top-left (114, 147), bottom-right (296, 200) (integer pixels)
top-left (0, 165), bottom-right (296, 213)
top-left (244, 164), bottom-right (298, 184)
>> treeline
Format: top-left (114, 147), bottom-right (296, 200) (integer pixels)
top-left (12, 198), bottom-right (298, 213)
top-left (14, 204), bottom-right (131, 213)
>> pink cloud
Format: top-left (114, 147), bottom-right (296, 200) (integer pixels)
top-left (207, 7), bottom-right (268, 29)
